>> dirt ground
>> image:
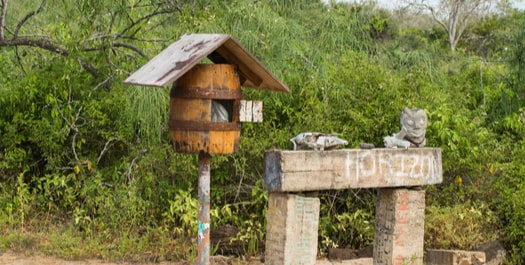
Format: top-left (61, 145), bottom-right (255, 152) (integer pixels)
top-left (0, 251), bottom-right (264, 265)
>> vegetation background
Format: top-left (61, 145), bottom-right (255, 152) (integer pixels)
top-left (1, 0), bottom-right (525, 263)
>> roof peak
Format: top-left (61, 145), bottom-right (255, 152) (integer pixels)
top-left (124, 33), bottom-right (290, 93)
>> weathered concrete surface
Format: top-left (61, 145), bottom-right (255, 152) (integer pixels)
top-left (264, 148), bottom-right (442, 192)
top-left (265, 193), bottom-right (320, 265)
top-left (316, 258), bottom-right (373, 265)
top-left (476, 241), bottom-right (506, 265)
top-left (425, 249), bottom-right (486, 265)
top-left (328, 246), bottom-right (373, 260)
top-left (374, 189), bottom-right (425, 265)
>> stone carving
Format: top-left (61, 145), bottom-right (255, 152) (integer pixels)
top-left (384, 108), bottom-right (428, 148)
top-left (290, 132), bottom-right (348, 151)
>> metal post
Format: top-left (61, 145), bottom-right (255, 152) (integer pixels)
top-left (197, 151), bottom-right (211, 265)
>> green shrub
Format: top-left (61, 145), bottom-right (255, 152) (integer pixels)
top-left (492, 135), bottom-right (525, 263)
top-left (425, 203), bottom-right (499, 250)
top-left (318, 190), bottom-right (376, 253)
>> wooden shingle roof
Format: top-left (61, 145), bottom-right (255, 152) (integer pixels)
top-left (124, 33), bottom-right (290, 93)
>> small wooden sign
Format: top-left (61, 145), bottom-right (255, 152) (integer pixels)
top-left (240, 100), bottom-right (263, 122)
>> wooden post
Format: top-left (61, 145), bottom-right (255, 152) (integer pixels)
top-left (197, 152), bottom-right (211, 265)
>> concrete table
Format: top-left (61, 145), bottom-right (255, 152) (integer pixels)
top-left (263, 148), bottom-right (443, 265)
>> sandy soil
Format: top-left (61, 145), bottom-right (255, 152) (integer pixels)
top-left (0, 251), bottom-right (264, 265)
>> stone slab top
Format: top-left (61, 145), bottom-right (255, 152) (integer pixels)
top-left (264, 148), bottom-right (443, 192)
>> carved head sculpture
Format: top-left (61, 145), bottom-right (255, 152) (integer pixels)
top-left (400, 108), bottom-right (428, 146)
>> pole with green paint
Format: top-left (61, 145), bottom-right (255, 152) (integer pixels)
top-left (197, 151), bottom-right (211, 265)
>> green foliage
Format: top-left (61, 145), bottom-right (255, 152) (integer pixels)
top-left (230, 179), bottom-right (268, 256)
top-left (119, 87), bottom-right (169, 146)
top-left (317, 189), bottom-right (375, 253)
top-left (496, 176), bottom-right (525, 261)
top-left (490, 116), bottom-right (525, 263)
top-left (164, 188), bottom-right (198, 236)
top-left (425, 203), bottom-right (499, 250)
top-left (397, 24), bottom-right (449, 52)
top-left (319, 207), bottom-right (374, 252)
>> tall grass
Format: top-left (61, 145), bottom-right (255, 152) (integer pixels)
top-left (120, 86), bottom-right (169, 146)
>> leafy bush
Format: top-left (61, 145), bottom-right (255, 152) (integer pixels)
top-left (319, 193), bottom-right (375, 252)
top-left (492, 116), bottom-right (525, 263)
top-left (425, 203), bottom-right (499, 250)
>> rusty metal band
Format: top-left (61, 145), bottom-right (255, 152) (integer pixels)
top-left (170, 87), bottom-right (243, 99)
top-left (169, 119), bottom-right (241, 131)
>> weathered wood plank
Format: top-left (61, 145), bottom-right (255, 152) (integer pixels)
top-left (124, 33), bottom-right (291, 93)
top-left (125, 34), bottom-right (227, 87)
top-left (240, 100), bottom-right (263, 122)
top-left (264, 148), bottom-right (442, 192)
top-left (252, 101), bottom-right (263, 122)
top-left (240, 100), bottom-right (252, 122)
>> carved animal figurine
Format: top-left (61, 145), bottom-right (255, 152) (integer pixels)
top-left (290, 132), bottom-right (348, 151)
top-left (384, 108), bottom-right (428, 148)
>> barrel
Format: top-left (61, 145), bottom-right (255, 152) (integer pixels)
top-left (169, 64), bottom-right (242, 154)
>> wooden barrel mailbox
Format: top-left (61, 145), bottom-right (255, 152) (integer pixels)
top-left (124, 33), bottom-right (291, 155)
top-left (124, 34), bottom-right (290, 265)
top-left (170, 64), bottom-right (242, 154)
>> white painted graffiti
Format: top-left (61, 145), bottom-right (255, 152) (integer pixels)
top-left (345, 150), bottom-right (441, 184)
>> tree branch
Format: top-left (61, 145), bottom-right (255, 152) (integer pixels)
top-left (79, 59), bottom-right (100, 77)
top-left (117, 6), bottom-right (177, 39)
top-left (428, 6), bottom-right (448, 34)
top-left (0, 0), bottom-right (7, 41)
top-left (14, 46), bottom-right (26, 74)
top-left (407, 0), bottom-right (493, 52)
top-left (97, 137), bottom-right (116, 165)
top-left (1, 0), bottom-right (179, 84)
top-left (0, 37), bottom-right (69, 55)
top-left (14, 0), bottom-right (47, 38)
top-left (113, 41), bottom-right (149, 59)
top-left (81, 34), bottom-right (149, 59)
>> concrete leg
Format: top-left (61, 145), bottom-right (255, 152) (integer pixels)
top-left (374, 188), bottom-right (425, 265)
top-left (265, 192), bottom-right (320, 265)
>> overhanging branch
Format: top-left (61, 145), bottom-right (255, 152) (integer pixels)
top-left (117, 6), bottom-right (178, 39)
top-left (14, 0), bottom-right (47, 38)
top-left (1, 0), bottom-right (179, 82)
top-left (0, 38), bottom-right (69, 55)
top-left (113, 41), bottom-right (149, 59)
